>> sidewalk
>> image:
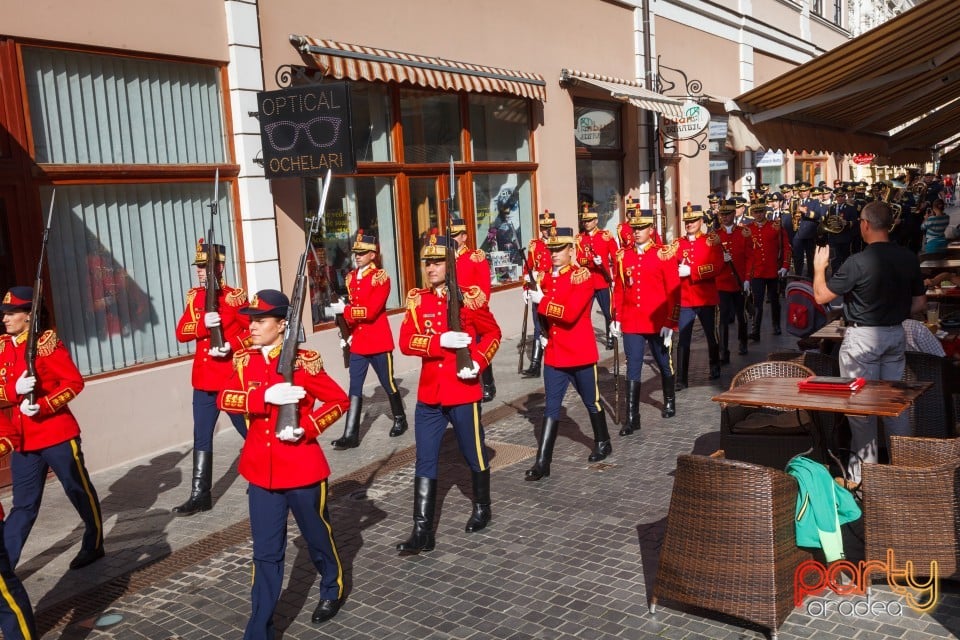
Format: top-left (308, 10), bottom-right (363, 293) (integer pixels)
top-left (12, 311), bottom-right (960, 639)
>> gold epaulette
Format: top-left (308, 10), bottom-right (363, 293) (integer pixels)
top-left (232, 350), bottom-right (250, 371)
top-left (571, 266), bottom-right (592, 285)
top-left (405, 288), bottom-right (425, 311)
top-left (225, 287), bottom-right (247, 307)
top-left (601, 230), bottom-right (612, 241)
top-left (528, 239), bottom-right (539, 250)
top-left (470, 250), bottom-right (486, 263)
top-left (705, 232), bottom-right (722, 246)
top-left (658, 243), bottom-right (679, 260)
top-left (296, 349), bottom-right (324, 375)
top-left (186, 289), bottom-right (198, 306)
top-left (463, 286), bottom-right (487, 311)
top-left (372, 269), bottom-right (389, 286)
top-left (0, 335), bottom-right (8, 355)
top-left (345, 272), bottom-right (354, 288)
top-left (37, 330), bottom-right (58, 357)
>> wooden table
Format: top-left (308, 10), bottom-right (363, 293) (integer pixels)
top-left (810, 318), bottom-right (845, 342)
top-left (920, 258), bottom-right (960, 272)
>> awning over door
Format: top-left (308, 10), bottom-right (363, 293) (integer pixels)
top-left (289, 35), bottom-right (547, 102)
top-left (727, 0), bottom-right (960, 156)
top-left (560, 69), bottom-right (685, 119)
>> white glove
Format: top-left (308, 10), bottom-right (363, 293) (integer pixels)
top-left (678, 263), bottom-right (691, 278)
top-left (522, 289), bottom-right (531, 305)
top-left (15, 372), bottom-right (36, 396)
top-left (539, 335), bottom-right (548, 349)
top-left (529, 288), bottom-right (545, 304)
top-left (276, 425), bottom-right (305, 442)
top-left (209, 343), bottom-right (232, 358)
top-left (610, 321), bottom-right (622, 339)
top-left (19, 399), bottom-right (40, 417)
top-left (723, 251), bottom-right (732, 263)
top-left (264, 382), bottom-right (306, 406)
top-left (777, 267), bottom-right (789, 278)
top-left (325, 301), bottom-right (346, 315)
top-left (457, 360), bottom-right (481, 380)
top-left (743, 280), bottom-right (751, 294)
top-left (659, 327), bottom-right (674, 343)
top-left (439, 331), bottom-right (471, 349)
top-left (204, 311), bottom-right (222, 328)
top-left (592, 255), bottom-right (603, 266)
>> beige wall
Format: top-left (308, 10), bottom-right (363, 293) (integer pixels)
top-left (0, 0), bottom-right (228, 61)
top-left (655, 17), bottom-right (740, 98)
top-left (754, 50), bottom-right (795, 87)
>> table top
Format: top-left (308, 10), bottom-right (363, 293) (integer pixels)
top-left (811, 318), bottom-right (845, 341)
top-left (711, 377), bottom-right (931, 417)
top-left (920, 258), bottom-right (960, 271)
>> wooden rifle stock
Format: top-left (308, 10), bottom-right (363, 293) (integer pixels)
top-left (445, 156), bottom-right (473, 373)
top-left (275, 170), bottom-right (331, 434)
top-left (25, 190), bottom-right (56, 405)
top-left (205, 169), bottom-right (225, 350)
top-left (335, 313), bottom-right (352, 368)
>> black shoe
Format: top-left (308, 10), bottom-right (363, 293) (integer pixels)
top-left (464, 504), bottom-right (491, 532)
top-left (662, 398), bottom-right (676, 418)
top-left (588, 440), bottom-right (612, 463)
top-left (773, 326), bottom-right (782, 335)
top-left (331, 435), bottom-right (359, 449)
top-left (482, 385), bottom-right (496, 403)
top-left (709, 364), bottom-right (721, 380)
top-left (388, 415), bottom-right (408, 438)
top-left (738, 342), bottom-right (748, 355)
top-left (675, 379), bottom-right (687, 391)
top-left (69, 546), bottom-right (105, 570)
top-left (387, 393), bottom-right (407, 437)
top-left (524, 463), bottom-right (550, 481)
top-left (311, 598), bottom-right (341, 624)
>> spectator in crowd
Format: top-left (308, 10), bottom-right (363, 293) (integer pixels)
top-left (921, 198), bottom-right (951, 253)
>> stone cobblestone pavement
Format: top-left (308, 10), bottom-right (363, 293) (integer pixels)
top-left (8, 315), bottom-right (960, 640)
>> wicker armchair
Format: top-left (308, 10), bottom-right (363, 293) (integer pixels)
top-left (901, 351), bottom-right (955, 438)
top-left (862, 436), bottom-right (960, 581)
top-left (767, 350), bottom-right (840, 377)
top-left (651, 454), bottom-right (811, 640)
top-left (720, 361), bottom-right (817, 469)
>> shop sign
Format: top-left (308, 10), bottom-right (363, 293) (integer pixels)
top-left (709, 120), bottom-right (728, 140)
top-left (852, 154), bottom-right (876, 166)
top-left (709, 160), bottom-right (728, 171)
top-left (662, 101), bottom-right (710, 140)
top-left (575, 110), bottom-right (615, 146)
top-left (258, 82), bottom-right (356, 179)
top-left (756, 150), bottom-right (784, 168)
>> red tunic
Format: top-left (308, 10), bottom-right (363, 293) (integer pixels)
top-left (715, 225), bottom-right (755, 292)
top-left (343, 265), bottom-right (394, 355)
top-left (455, 246), bottom-right (491, 297)
top-left (576, 228), bottom-right (617, 290)
top-left (522, 238), bottom-right (551, 289)
top-left (677, 231), bottom-right (724, 307)
top-left (0, 330), bottom-right (84, 451)
top-left (748, 220), bottom-right (792, 279)
top-left (218, 346), bottom-right (348, 490)
top-left (175, 284), bottom-right (250, 391)
top-left (538, 265), bottom-right (598, 368)
top-left (613, 241), bottom-right (681, 334)
top-left (398, 285), bottom-right (501, 406)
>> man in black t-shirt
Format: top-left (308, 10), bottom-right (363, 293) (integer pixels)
top-left (812, 201), bottom-right (926, 483)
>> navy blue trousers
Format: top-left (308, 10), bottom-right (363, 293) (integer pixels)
top-left (543, 364), bottom-right (601, 420)
top-left (413, 402), bottom-right (487, 479)
top-left (4, 438), bottom-right (103, 568)
top-left (622, 333), bottom-right (673, 381)
top-left (678, 305), bottom-right (719, 353)
top-left (244, 481), bottom-right (342, 640)
top-left (348, 352), bottom-right (398, 397)
top-left (0, 520), bottom-right (36, 640)
top-left (194, 388), bottom-right (248, 451)
top-left (530, 302), bottom-right (542, 341)
top-left (592, 287), bottom-right (612, 325)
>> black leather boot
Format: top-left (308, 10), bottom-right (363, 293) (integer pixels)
top-left (396, 476), bottom-right (437, 553)
top-left (521, 340), bottom-right (543, 378)
top-left (464, 470), bottom-right (491, 532)
top-left (331, 396), bottom-right (362, 449)
top-left (620, 380), bottom-right (641, 436)
top-left (708, 343), bottom-right (721, 380)
top-left (387, 391), bottom-right (407, 437)
top-left (587, 410), bottom-right (612, 462)
top-left (481, 367), bottom-right (496, 403)
top-left (771, 298), bottom-right (782, 335)
top-left (661, 374), bottom-right (676, 418)
top-left (525, 417), bottom-right (559, 481)
top-left (719, 322), bottom-right (731, 364)
top-left (172, 450), bottom-right (213, 515)
top-left (675, 346), bottom-right (690, 391)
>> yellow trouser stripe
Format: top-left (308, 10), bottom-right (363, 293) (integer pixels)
top-left (0, 574), bottom-right (32, 639)
top-left (591, 364), bottom-right (602, 413)
top-left (386, 353), bottom-right (398, 393)
top-left (470, 403), bottom-right (487, 472)
top-left (317, 481), bottom-right (344, 598)
top-left (70, 439), bottom-right (102, 548)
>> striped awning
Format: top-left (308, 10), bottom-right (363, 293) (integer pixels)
top-left (289, 35), bottom-right (546, 102)
top-left (560, 69), bottom-right (685, 118)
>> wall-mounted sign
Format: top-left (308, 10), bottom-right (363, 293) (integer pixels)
top-left (258, 82), bottom-right (355, 179)
top-left (852, 154), bottom-right (876, 166)
top-left (662, 101), bottom-right (710, 140)
top-left (709, 120), bottom-right (728, 140)
top-left (709, 160), bottom-right (728, 171)
top-left (575, 109), bottom-right (616, 147)
top-left (756, 150), bottom-right (784, 168)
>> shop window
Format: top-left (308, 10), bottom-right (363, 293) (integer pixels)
top-left (469, 96), bottom-right (530, 162)
top-left (709, 117), bottom-right (733, 196)
top-left (796, 158), bottom-right (825, 186)
top-left (576, 159), bottom-right (622, 234)
top-left (351, 83), bottom-right (393, 162)
top-left (833, 0), bottom-right (843, 26)
top-left (574, 101), bottom-right (622, 235)
top-left (400, 89), bottom-right (461, 163)
top-left (45, 183), bottom-right (239, 376)
top-left (473, 173), bottom-right (533, 287)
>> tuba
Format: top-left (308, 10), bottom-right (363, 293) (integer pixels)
top-left (879, 181), bottom-right (904, 230)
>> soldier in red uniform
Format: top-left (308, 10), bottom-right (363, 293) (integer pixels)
top-left (675, 204), bottom-right (724, 388)
top-left (526, 227), bottom-right (612, 481)
top-left (747, 202), bottom-right (792, 340)
top-left (0, 413), bottom-right (37, 640)
top-left (218, 289), bottom-right (349, 633)
top-left (0, 287), bottom-right (104, 570)
top-left (450, 218), bottom-right (497, 402)
top-left (520, 211), bottom-right (555, 378)
top-left (576, 204), bottom-right (618, 350)
top-left (610, 210), bottom-right (680, 434)
top-left (396, 233), bottom-right (501, 552)
top-left (173, 240), bottom-right (250, 516)
top-left (716, 200), bottom-right (754, 362)
top-left (325, 231), bottom-right (407, 449)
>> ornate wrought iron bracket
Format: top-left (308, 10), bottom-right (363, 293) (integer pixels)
top-left (654, 57), bottom-right (708, 158)
top-left (274, 64), bottom-right (328, 88)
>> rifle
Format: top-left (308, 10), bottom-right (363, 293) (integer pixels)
top-left (445, 156), bottom-right (474, 373)
top-left (205, 169), bottom-right (225, 350)
top-left (517, 248), bottom-right (536, 373)
top-left (317, 244), bottom-right (352, 368)
top-left (612, 325), bottom-right (620, 426)
top-left (25, 190), bottom-right (56, 405)
top-left (275, 169), bottom-right (331, 435)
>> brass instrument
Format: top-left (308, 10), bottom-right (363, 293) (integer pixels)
top-left (790, 196), bottom-right (801, 231)
top-left (911, 179), bottom-right (928, 204)
top-left (878, 181), bottom-right (904, 230)
top-left (818, 203), bottom-right (845, 235)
